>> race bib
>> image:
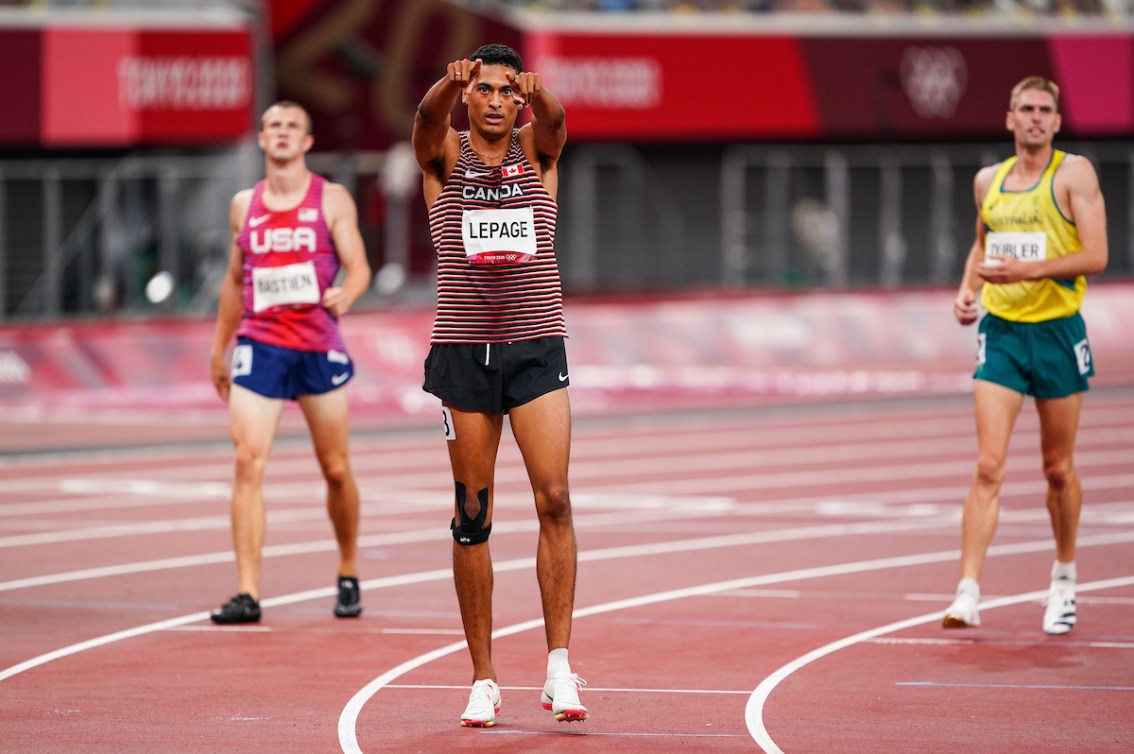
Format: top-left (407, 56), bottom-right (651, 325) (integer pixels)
top-left (231, 343), bottom-right (252, 377)
top-left (251, 261), bottom-right (320, 312)
top-left (462, 207), bottom-right (537, 265)
top-left (985, 232), bottom-right (1046, 262)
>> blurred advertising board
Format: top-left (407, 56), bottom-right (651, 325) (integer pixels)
top-left (0, 22), bottom-right (254, 147)
top-left (269, 1), bottom-right (1131, 148)
top-left (525, 22), bottom-right (1132, 142)
top-left (270, 0), bottom-right (521, 152)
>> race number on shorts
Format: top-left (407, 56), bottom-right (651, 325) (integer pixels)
top-left (1074, 338), bottom-right (1091, 375)
top-left (231, 344), bottom-right (253, 377)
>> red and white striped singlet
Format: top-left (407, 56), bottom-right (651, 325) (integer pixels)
top-left (427, 129), bottom-right (566, 344)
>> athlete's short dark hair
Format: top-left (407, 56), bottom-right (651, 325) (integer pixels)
top-left (470, 43), bottom-right (522, 75)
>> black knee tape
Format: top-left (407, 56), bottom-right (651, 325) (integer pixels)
top-left (451, 483), bottom-right (492, 545)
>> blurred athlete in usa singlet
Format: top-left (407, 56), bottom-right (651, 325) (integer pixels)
top-left (235, 172), bottom-right (347, 357)
top-left (208, 101), bottom-right (372, 625)
top-left (943, 77), bottom-right (1108, 636)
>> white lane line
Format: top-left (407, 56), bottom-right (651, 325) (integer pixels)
top-left (0, 487), bottom-right (728, 547)
top-left (745, 575), bottom-right (1134, 754)
top-left (384, 683), bottom-right (753, 696)
top-left (3, 439), bottom-right (1129, 504)
top-left (895, 680), bottom-right (1134, 690)
top-left (4, 492), bottom-right (1131, 594)
top-left (0, 506), bottom-right (683, 592)
top-left (335, 531), bottom-right (1134, 753)
top-left (0, 513), bottom-right (974, 684)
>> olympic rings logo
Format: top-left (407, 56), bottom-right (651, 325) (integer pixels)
top-left (900, 46), bottom-right (968, 119)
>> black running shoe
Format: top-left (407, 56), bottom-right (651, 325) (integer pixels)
top-left (210, 593), bottom-right (261, 624)
top-left (334, 576), bottom-right (362, 618)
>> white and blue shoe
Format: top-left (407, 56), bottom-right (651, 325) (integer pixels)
top-left (1043, 579), bottom-right (1076, 635)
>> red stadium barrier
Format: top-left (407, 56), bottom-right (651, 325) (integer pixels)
top-left (2, 285), bottom-right (1132, 421)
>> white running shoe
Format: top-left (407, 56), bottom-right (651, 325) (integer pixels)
top-left (459, 679), bottom-right (501, 728)
top-left (942, 590), bottom-right (980, 628)
top-left (540, 673), bottom-right (588, 722)
top-left (1043, 580), bottom-right (1077, 635)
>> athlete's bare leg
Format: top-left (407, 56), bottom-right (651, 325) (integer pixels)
top-left (227, 384), bottom-right (285, 600)
top-left (1035, 392), bottom-right (1084, 564)
top-left (445, 405), bottom-right (505, 682)
top-left (959, 380), bottom-right (1026, 582)
top-left (509, 389), bottom-right (575, 652)
top-left (299, 387), bottom-right (360, 578)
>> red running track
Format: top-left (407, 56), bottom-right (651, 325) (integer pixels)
top-left (2, 390), bottom-right (1133, 753)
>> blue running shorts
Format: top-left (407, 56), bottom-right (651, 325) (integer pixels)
top-left (231, 336), bottom-right (354, 400)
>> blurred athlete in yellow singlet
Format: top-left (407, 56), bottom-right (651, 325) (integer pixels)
top-left (943, 76), bottom-right (1108, 635)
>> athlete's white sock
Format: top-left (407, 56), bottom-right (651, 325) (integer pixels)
top-left (1051, 560), bottom-right (1077, 583)
top-left (547, 648), bottom-right (571, 678)
top-left (957, 577), bottom-right (980, 599)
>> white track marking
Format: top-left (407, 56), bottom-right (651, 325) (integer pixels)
top-left (12, 522), bottom-right (1127, 688)
top-left (745, 575), bottom-right (1134, 754)
top-left (3, 494), bottom-right (1130, 593)
top-left (0, 506), bottom-right (714, 591)
top-left (334, 531), bottom-right (1134, 753)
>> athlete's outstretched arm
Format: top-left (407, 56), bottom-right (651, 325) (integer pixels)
top-left (511, 70), bottom-right (566, 167)
top-left (413, 60), bottom-right (472, 187)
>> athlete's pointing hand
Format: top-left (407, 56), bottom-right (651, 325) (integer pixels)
top-left (507, 70), bottom-right (544, 108)
top-left (449, 58), bottom-right (482, 92)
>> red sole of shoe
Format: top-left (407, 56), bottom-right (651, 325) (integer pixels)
top-left (554, 709), bottom-right (588, 722)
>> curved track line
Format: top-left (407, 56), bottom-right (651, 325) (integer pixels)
top-left (337, 530), bottom-right (1134, 752)
top-left (335, 555), bottom-right (961, 751)
top-left (745, 575), bottom-right (1134, 754)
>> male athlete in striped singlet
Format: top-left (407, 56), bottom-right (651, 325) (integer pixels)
top-left (412, 43), bottom-right (587, 727)
top-left (208, 102), bottom-right (372, 624)
top-left (943, 77), bottom-right (1108, 635)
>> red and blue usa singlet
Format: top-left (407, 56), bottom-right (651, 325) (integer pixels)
top-left (427, 129), bottom-right (566, 344)
top-left (234, 174), bottom-right (345, 352)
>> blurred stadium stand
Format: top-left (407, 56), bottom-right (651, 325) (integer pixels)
top-left (0, 0), bottom-right (1130, 322)
top-left (472, 0), bottom-right (1129, 15)
top-left (1, 0), bottom-right (1126, 13)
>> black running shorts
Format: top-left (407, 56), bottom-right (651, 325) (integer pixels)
top-left (422, 336), bottom-right (569, 414)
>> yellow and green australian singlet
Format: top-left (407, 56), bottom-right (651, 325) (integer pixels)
top-left (979, 149), bottom-right (1084, 323)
